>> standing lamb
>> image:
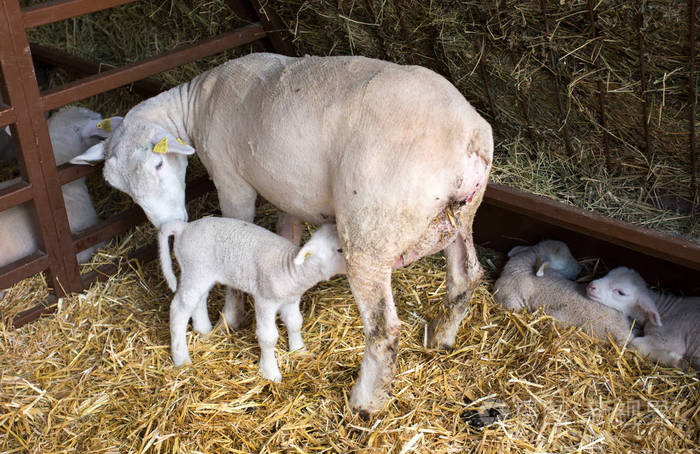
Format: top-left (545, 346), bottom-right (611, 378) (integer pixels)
top-left (586, 267), bottom-right (699, 370)
top-left (494, 240), bottom-right (636, 343)
top-left (0, 107), bottom-right (122, 269)
top-left (69, 53), bottom-right (493, 414)
top-left (158, 219), bottom-right (346, 381)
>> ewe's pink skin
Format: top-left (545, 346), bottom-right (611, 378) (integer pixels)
top-left (76, 54), bottom-right (493, 415)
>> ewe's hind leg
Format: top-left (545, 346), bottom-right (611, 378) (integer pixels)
top-left (279, 299), bottom-right (306, 352)
top-left (254, 299), bottom-right (282, 382)
top-left (346, 253), bottom-right (400, 417)
top-left (427, 231), bottom-right (483, 349)
top-left (217, 182), bottom-right (257, 330)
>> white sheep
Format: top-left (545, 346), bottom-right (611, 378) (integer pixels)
top-left (586, 267), bottom-right (699, 370)
top-left (0, 107), bottom-right (122, 269)
top-left (158, 218), bottom-right (346, 381)
top-left (494, 240), bottom-right (636, 343)
top-left (69, 53), bottom-right (493, 414)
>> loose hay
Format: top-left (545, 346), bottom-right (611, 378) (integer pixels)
top-left (1, 203), bottom-right (698, 452)
top-left (272, 0), bottom-right (700, 244)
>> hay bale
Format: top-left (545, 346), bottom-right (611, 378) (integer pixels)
top-left (272, 0), bottom-right (699, 243)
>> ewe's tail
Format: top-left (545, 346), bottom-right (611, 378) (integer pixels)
top-left (158, 221), bottom-right (187, 292)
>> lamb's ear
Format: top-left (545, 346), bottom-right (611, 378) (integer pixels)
top-left (534, 258), bottom-right (549, 277)
top-left (508, 245), bottom-right (530, 257)
top-left (81, 116), bottom-right (124, 139)
top-left (293, 246), bottom-right (314, 266)
top-left (636, 292), bottom-right (662, 327)
top-left (70, 142), bottom-right (105, 165)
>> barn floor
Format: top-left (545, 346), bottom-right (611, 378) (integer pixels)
top-left (1, 198), bottom-right (698, 453)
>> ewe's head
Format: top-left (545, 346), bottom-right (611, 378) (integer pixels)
top-left (586, 267), bottom-right (661, 326)
top-left (293, 224), bottom-right (346, 281)
top-left (70, 115), bottom-right (194, 228)
top-left (508, 240), bottom-right (581, 280)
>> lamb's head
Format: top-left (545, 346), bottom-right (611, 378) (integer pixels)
top-left (508, 239), bottom-right (581, 280)
top-left (293, 224), bottom-right (346, 281)
top-left (586, 267), bottom-right (662, 326)
top-left (70, 115), bottom-right (194, 228)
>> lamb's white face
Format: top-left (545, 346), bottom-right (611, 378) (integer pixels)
top-left (298, 224), bottom-right (346, 280)
top-left (586, 267), bottom-right (643, 312)
top-left (72, 119), bottom-right (195, 229)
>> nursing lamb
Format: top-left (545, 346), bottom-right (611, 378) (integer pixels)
top-left (0, 107), bottom-right (121, 269)
top-left (587, 267), bottom-right (699, 370)
top-left (494, 240), bottom-right (636, 343)
top-left (70, 53), bottom-right (493, 414)
top-left (158, 219), bottom-right (345, 380)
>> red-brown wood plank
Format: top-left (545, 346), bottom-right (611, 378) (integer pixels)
top-left (483, 183), bottom-right (700, 271)
top-left (40, 23), bottom-right (265, 111)
top-left (0, 0), bottom-right (83, 293)
top-left (30, 43), bottom-right (165, 98)
top-left (0, 105), bottom-right (15, 126)
top-left (22, 0), bottom-right (136, 29)
top-left (0, 180), bottom-right (31, 211)
top-left (0, 251), bottom-right (49, 289)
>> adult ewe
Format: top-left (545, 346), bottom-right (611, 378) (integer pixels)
top-left (71, 53), bottom-right (493, 415)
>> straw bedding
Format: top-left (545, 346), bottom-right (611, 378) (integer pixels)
top-left (1, 0), bottom-right (698, 452)
top-left (2, 196), bottom-right (699, 452)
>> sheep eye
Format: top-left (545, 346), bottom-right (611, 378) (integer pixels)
top-left (337, 248), bottom-right (343, 253)
top-left (155, 160), bottom-right (163, 170)
top-left (615, 289), bottom-right (626, 296)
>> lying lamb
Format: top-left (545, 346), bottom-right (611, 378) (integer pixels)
top-left (494, 240), bottom-right (635, 343)
top-left (0, 107), bottom-right (122, 269)
top-left (158, 218), bottom-right (346, 381)
top-left (587, 267), bottom-right (699, 370)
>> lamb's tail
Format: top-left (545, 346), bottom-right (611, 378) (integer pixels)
top-left (158, 221), bottom-right (187, 292)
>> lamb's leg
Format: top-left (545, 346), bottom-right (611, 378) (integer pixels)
top-left (255, 298), bottom-right (282, 382)
top-left (276, 212), bottom-right (303, 246)
top-left (631, 336), bottom-right (685, 368)
top-left (169, 282), bottom-right (207, 366)
top-left (279, 299), bottom-right (306, 352)
top-left (346, 253), bottom-right (400, 417)
top-left (427, 230), bottom-right (483, 349)
top-left (191, 293), bottom-right (212, 336)
top-left (217, 183), bottom-right (257, 330)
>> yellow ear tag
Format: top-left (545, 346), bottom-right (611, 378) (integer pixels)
top-left (303, 251), bottom-right (313, 259)
top-left (176, 137), bottom-right (186, 145)
top-left (96, 118), bottom-right (112, 133)
top-left (153, 137), bottom-right (168, 154)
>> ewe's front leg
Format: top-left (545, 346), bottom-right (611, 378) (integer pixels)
top-left (254, 299), bottom-right (282, 382)
top-left (427, 231), bottom-right (483, 349)
top-left (279, 299), bottom-right (306, 352)
top-left (347, 254), bottom-right (400, 417)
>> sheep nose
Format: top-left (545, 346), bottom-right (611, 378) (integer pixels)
top-left (587, 283), bottom-right (596, 293)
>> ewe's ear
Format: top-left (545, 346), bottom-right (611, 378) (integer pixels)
top-left (636, 292), bottom-right (662, 327)
top-left (70, 142), bottom-right (105, 165)
top-left (507, 245), bottom-right (530, 257)
top-left (534, 258), bottom-right (548, 277)
top-left (81, 116), bottom-right (124, 139)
